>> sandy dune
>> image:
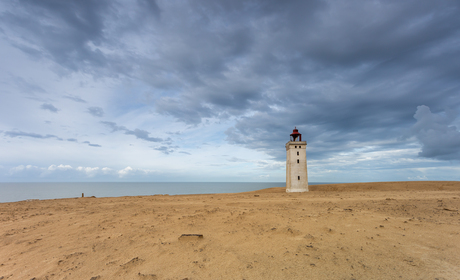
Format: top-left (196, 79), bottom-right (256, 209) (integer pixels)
top-left (1, 181), bottom-right (459, 279)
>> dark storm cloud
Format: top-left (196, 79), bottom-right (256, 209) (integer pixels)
top-left (87, 107), bottom-right (104, 117)
top-left (40, 103), bottom-right (59, 113)
top-left (220, 1), bottom-right (460, 162)
top-left (101, 121), bottom-right (163, 143)
top-left (138, 0), bottom-right (161, 20)
top-left (1, 0), bottom-right (163, 76)
top-left (3, 0), bottom-right (460, 162)
top-left (410, 106), bottom-right (460, 160)
top-left (151, 0), bottom-right (460, 132)
top-left (1, 0), bottom-right (111, 72)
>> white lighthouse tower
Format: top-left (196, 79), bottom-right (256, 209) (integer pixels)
top-left (286, 127), bottom-right (309, 192)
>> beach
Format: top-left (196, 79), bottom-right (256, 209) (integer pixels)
top-left (1, 181), bottom-right (459, 279)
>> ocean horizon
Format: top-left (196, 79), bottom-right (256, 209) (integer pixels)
top-left (0, 182), bottom-right (337, 203)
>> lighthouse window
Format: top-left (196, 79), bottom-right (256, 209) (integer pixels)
top-left (297, 151), bottom-right (299, 156)
top-left (298, 176), bottom-right (300, 180)
top-left (295, 146), bottom-right (297, 148)
top-left (299, 146), bottom-right (301, 148)
top-left (297, 159), bottom-right (299, 163)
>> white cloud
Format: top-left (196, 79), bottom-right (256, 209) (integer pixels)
top-left (9, 164), bottom-right (42, 174)
top-left (5, 163), bottom-right (160, 180)
top-left (407, 175), bottom-right (428, 180)
top-left (102, 167), bottom-right (112, 174)
top-left (117, 166), bottom-right (134, 178)
top-left (76, 166), bottom-right (100, 177)
top-left (116, 166), bottom-right (159, 178)
top-left (48, 164), bottom-right (73, 171)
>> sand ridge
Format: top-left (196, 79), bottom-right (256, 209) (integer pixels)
top-left (1, 181), bottom-right (459, 279)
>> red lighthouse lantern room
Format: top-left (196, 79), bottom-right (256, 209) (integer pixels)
top-left (290, 127), bottom-right (302, 141)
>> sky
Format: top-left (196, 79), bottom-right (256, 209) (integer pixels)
top-left (0, 0), bottom-right (459, 183)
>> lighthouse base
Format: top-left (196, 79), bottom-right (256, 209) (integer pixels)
top-left (286, 185), bottom-right (309, 193)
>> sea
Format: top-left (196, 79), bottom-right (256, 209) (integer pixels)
top-left (0, 182), bottom-right (333, 203)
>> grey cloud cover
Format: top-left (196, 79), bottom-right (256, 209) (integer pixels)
top-left (0, 0), bottom-right (459, 182)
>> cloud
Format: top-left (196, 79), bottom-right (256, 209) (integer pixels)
top-left (9, 164), bottom-right (42, 175)
top-left (4, 131), bottom-right (63, 141)
top-left (82, 141), bottom-right (102, 147)
top-left (112, 166), bottom-right (157, 178)
top-left (10, 75), bottom-right (46, 95)
top-left (101, 121), bottom-right (163, 143)
top-left (40, 103), bottom-right (59, 113)
top-left (76, 166), bottom-right (100, 177)
top-left (117, 166), bottom-right (133, 177)
top-left (138, 0), bottom-right (162, 20)
top-left (115, 166), bottom-right (159, 177)
top-left (4, 1), bottom-right (460, 127)
top-left (152, 146), bottom-right (175, 154)
top-left (1, 0), bottom-right (113, 73)
top-left (411, 105), bottom-right (460, 160)
top-left (407, 175), bottom-right (428, 180)
top-left (64, 95), bottom-right (87, 103)
top-left (87, 107), bottom-right (104, 117)
top-left (48, 164), bottom-right (73, 171)
top-left (227, 157), bottom-right (248, 163)
top-left (4, 131), bottom-right (102, 147)
top-left (255, 160), bottom-right (285, 171)
top-left (7, 164), bottom-right (157, 179)
top-left (144, 1), bottom-right (460, 127)
top-left (0, 0), bottom-right (165, 77)
top-left (101, 167), bottom-right (112, 174)
top-left (1, 1), bottom-right (460, 182)
top-left (39, 164), bottom-right (74, 177)
top-left (113, 166), bottom-right (158, 178)
top-left (125, 129), bottom-right (161, 142)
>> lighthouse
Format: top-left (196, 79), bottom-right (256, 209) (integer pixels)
top-left (286, 127), bottom-right (309, 192)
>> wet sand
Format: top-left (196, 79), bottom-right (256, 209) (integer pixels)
top-left (1, 181), bottom-right (459, 279)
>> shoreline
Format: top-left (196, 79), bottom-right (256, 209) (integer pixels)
top-left (2, 181), bottom-right (459, 204)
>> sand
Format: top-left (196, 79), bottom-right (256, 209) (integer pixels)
top-left (1, 181), bottom-right (459, 280)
